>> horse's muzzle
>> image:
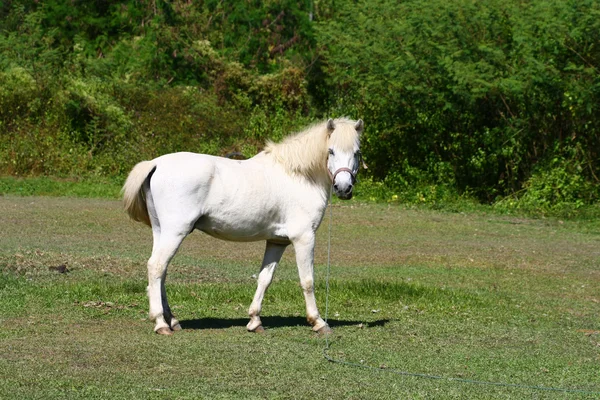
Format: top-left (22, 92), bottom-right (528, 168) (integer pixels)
top-left (333, 181), bottom-right (353, 200)
top-left (330, 167), bottom-right (356, 200)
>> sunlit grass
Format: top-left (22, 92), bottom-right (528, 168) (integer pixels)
top-left (1, 196), bottom-right (599, 399)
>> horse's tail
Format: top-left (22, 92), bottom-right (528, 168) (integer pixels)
top-left (122, 160), bottom-right (156, 227)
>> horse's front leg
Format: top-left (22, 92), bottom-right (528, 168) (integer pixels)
top-left (292, 233), bottom-right (331, 334)
top-left (247, 241), bottom-right (287, 332)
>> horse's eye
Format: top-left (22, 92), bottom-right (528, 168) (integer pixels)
top-left (328, 148), bottom-right (335, 156)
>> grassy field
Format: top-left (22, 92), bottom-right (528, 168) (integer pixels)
top-left (0, 194), bottom-right (599, 399)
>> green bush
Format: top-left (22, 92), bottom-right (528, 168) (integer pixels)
top-left (0, 0), bottom-right (598, 214)
top-left (495, 145), bottom-right (600, 216)
top-left (317, 0), bottom-right (600, 209)
top-left (0, 67), bottom-right (42, 126)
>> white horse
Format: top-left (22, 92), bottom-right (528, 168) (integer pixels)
top-left (122, 117), bottom-right (363, 335)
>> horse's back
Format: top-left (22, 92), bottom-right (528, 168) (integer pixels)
top-left (152, 152), bottom-right (267, 190)
top-left (151, 152), bottom-right (216, 192)
top-left (154, 151), bottom-right (216, 171)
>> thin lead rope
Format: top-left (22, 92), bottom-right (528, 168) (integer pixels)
top-left (324, 184), bottom-right (334, 351)
top-left (321, 188), bottom-right (599, 396)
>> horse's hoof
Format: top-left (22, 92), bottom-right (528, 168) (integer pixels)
top-left (171, 322), bottom-right (182, 331)
top-left (250, 325), bottom-right (265, 333)
top-left (156, 327), bottom-right (173, 335)
top-left (316, 325), bottom-right (333, 335)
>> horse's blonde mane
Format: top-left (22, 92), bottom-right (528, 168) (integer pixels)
top-left (264, 118), bottom-right (360, 181)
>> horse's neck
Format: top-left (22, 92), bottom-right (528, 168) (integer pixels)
top-left (301, 170), bottom-right (332, 211)
top-left (257, 150), bottom-right (331, 206)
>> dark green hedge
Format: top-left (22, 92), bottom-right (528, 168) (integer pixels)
top-left (318, 0), bottom-right (600, 208)
top-left (0, 0), bottom-right (598, 213)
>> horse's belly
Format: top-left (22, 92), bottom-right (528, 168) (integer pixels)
top-left (195, 215), bottom-right (288, 243)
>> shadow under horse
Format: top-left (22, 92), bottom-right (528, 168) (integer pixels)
top-left (180, 316), bottom-right (390, 331)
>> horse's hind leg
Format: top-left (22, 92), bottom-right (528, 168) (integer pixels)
top-left (147, 230), bottom-right (186, 335)
top-left (161, 278), bottom-right (181, 331)
top-left (145, 183), bottom-right (187, 334)
top-left (247, 241), bottom-right (287, 332)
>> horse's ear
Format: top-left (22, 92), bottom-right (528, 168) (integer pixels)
top-left (355, 119), bottom-right (364, 133)
top-left (327, 118), bottom-right (335, 132)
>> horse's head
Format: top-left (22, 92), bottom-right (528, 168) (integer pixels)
top-left (326, 118), bottom-right (364, 200)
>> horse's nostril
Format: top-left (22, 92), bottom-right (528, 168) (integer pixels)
top-left (333, 183), bottom-right (339, 191)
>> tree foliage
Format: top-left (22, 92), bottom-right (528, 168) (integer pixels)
top-left (317, 0), bottom-right (600, 210)
top-left (0, 0), bottom-right (598, 212)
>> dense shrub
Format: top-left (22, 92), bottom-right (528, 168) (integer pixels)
top-left (0, 0), bottom-right (598, 212)
top-left (0, 1), bottom-right (313, 178)
top-left (317, 0), bottom-right (600, 206)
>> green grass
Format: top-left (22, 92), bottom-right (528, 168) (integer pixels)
top-left (4, 174), bottom-right (600, 220)
top-left (1, 194), bottom-right (599, 399)
top-left (0, 176), bottom-right (122, 198)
